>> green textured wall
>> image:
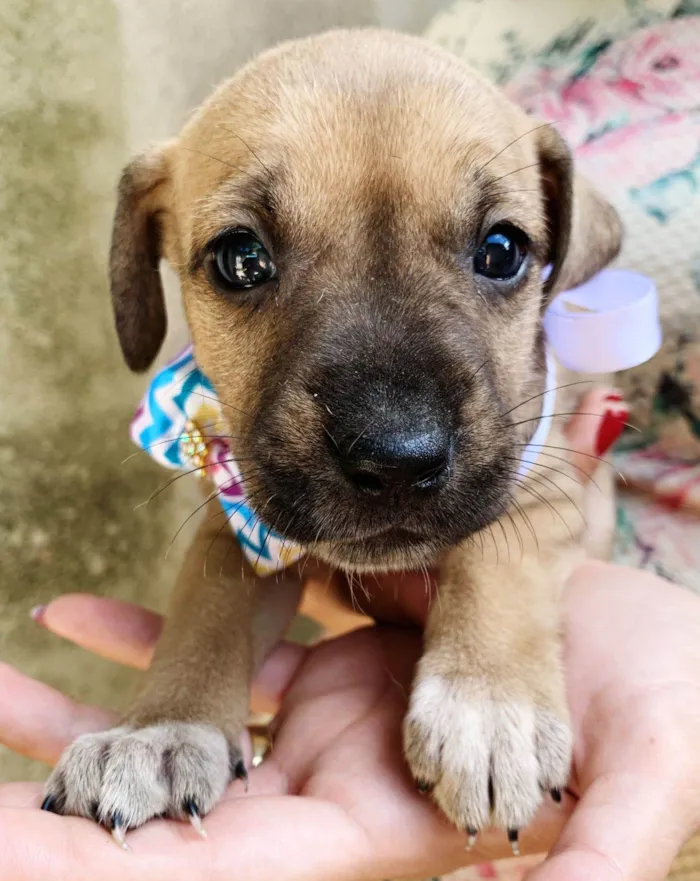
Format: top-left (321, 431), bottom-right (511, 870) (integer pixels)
top-left (0, 0), bottom-right (189, 782)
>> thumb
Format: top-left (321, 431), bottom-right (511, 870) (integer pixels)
top-left (526, 772), bottom-right (688, 881)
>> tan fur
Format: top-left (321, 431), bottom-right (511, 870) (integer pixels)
top-left (46, 29), bottom-right (621, 836)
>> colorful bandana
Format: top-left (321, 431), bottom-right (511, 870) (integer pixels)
top-left (131, 270), bottom-right (660, 575)
top-left (130, 346), bottom-right (304, 575)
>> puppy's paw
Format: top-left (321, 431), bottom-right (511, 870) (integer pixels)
top-left (404, 673), bottom-right (571, 838)
top-left (43, 723), bottom-right (242, 835)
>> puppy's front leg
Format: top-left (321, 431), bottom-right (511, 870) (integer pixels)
top-left (404, 524), bottom-right (580, 843)
top-left (43, 513), bottom-right (302, 837)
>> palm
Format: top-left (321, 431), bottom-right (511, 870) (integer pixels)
top-left (1, 563), bottom-right (699, 881)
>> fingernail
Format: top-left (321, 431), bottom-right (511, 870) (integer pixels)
top-left (30, 604), bottom-right (46, 625)
top-left (595, 402), bottom-right (629, 456)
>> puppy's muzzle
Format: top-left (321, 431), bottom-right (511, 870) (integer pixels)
top-left (326, 386), bottom-right (454, 505)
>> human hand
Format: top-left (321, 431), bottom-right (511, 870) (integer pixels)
top-left (3, 562), bottom-right (699, 881)
top-left (0, 594), bottom-right (564, 881)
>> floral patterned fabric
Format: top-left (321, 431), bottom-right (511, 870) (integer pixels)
top-left (421, 1), bottom-right (700, 878)
top-left (425, 0), bottom-right (700, 456)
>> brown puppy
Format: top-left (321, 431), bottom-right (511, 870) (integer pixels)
top-left (44, 28), bottom-right (621, 845)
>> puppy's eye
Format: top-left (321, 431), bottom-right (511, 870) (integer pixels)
top-left (474, 224), bottom-right (529, 281)
top-left (210, 229), bottom-right (276, 290)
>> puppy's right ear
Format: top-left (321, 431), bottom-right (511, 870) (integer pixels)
top-left (110, 148), bottom-right (171, 373)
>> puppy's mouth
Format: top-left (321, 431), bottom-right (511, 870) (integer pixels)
top-left (311, 526), bottom-right (456, 573)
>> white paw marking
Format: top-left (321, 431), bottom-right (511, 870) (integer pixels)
top-left (404, 675), bottom-right (571, 831)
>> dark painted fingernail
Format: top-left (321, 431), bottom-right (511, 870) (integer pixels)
top-left (508, 828), bottom-right (520, 856)
top-left (551, 787), bottom-right (562, 803)
top-left (234, 757), bottom-right (249, 791)
top-left (41, 794), bottom-right (58, 813)
top-left (595, 402), bottom-right (629, 455)
top-left (30, 605), bottom-right (47, 625)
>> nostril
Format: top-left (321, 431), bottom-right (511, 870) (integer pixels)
top-left (412, 454), bottom-right (449, 489)
top-left (345, 467), bottom-right (385, 494)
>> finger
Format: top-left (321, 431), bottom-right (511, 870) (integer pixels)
top-left (0, 781), bottom-right (567, 881)
top-left (0, 663), bottom-right (114, 765)
top-left (0, 783), bottom-right (45, 809)
top-left (562, 388), bottom-right (628, 480)
top-left (34, 595), bottom-right (163, 670)
top-left (251, 641), bottom-right (309, 714)
top-left (526, 773), bottom-right (688, 881)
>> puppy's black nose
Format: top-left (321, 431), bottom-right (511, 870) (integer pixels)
top-left (336, 424), bottom-right (452, 496)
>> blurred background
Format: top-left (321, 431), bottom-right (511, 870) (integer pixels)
top-left (2, 1), bottom-right (700, 877)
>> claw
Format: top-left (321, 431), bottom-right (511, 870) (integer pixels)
top-left (184, 799), bottom-right (207, 839)
top-left (550, 787), bottom-right (562, 804)
top-left (415, 779), bottom-right (433, 796)
top-left (465, 826), bottom-right (478, 851)
top-left (109, 813), bottom-right (130, 851)
top-left (40, 795), bottom-right (59, 813)
top-left (233, 757), bottom-right (249, 793)
top-left (507, 828), bottom-right (520, 856)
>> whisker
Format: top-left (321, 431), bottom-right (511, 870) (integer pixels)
top-left (487, 188), bottom-right (541, 197)
top-left (487, 162), bottom-right (540, 185)
top-left (217, 124), bottom-right (272, 176)
top-left (500, 380), bottom-right (594, 418)
top-left (347, 416), bottom-right (377, 455)
top-left (477, 122), bottom-right (556, 175)
top-left (122, 433), bottom-right (246, 464)
top-left (203, 488), bottom-right (270, 578)
top-left (509, 412), bottom-right (640, 432)
top-left (513, 449), bottom-right (603, 488)
top-left (165, 487), bottom-right (226, 558)
top-left (516, 468), bottom-right (585, 524)
top-left (134, 457), bottom-right (259, 509)
top-left (323, 425), bottom-right (340, 454)
top-left (503, 508), bottom-right (524, 559)
top-left (505, 492), bottom-right (539, 551)
top-left (506, 455), bottom-right (590, 489)
top-left (514, 480), bottom-right (575, 540)
top-left (178, 145), bottom-right (260, 183)
top-left (513, 443), bottom-right (626, 480)
top-left (494, 516), bottom-right (512, 565)
top-left (485, 524), bottom-right (500, 568)
top-left (194, 392), bottom-right (252, 421)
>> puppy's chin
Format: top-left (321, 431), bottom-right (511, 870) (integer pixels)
top-left (311, 532), bottom-right (449, 574)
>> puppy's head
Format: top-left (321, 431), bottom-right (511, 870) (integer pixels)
top-left (110, 30), bottom-right (621, 572)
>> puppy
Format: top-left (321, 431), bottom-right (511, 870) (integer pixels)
top-left (44, 28), bottom-right (621, 845)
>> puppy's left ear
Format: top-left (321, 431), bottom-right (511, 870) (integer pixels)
top-left (110, 146), bottom-right (172, 373)
top-left (537, 125), bottom-right (622, 296)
